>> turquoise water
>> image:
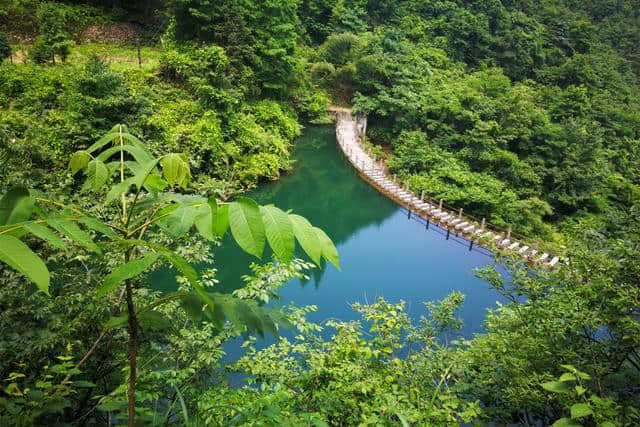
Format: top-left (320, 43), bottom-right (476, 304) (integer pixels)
top-left (152, 126), bottom-right (505, 336)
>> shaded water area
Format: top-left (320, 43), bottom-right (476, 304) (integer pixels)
top-left (151, 126), bottom-right (506, 337)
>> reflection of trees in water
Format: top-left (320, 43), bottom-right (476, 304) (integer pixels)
top-left (254, 126), bottom-right (397, 246)
top-left (151, 126), bottom-right (397, 294)
top-left (218, 126), bottom-right (397, 292)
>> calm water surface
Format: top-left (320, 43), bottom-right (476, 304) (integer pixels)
top-left (152, 126), bottom-right (505, 337)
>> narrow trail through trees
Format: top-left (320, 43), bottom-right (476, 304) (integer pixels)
top-left (330, 107), bottom-right (560, 268)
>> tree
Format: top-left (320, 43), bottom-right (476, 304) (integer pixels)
top-left (329, 0), bottom-right (369, 33)
top-left (167, 0), bottom-right (301, 97)
top-left (299, 0), bottom-right (337, 43)
top-left (31, 2), bottom-right (74, 65)
top-left (491, 11), bottom-right (546, 80)
top-left (0, 125), bottom-right (339, 425)
top-left (0, 32), bottom-right (10, 62)
top-left (466, 208), bottom-right (640, 424)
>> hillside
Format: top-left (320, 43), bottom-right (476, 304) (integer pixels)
top-left (0, 1), bottom-right (638, 426)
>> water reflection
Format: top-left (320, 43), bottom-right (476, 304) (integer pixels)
top-left (150, 126), bottom-right (504, 336)
top-left (150, 126), bottom-right (397, 294)
top-left (251, 126), bottom-right (398, 246)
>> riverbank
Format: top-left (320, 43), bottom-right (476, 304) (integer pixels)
top-left (330, 108), bottom-right (561, 268)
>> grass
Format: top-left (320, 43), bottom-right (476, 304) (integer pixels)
top-left (8, 42), bottom-right (162, 72)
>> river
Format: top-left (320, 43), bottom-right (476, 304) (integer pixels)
top-left (151, 125), bottom-right (506, 337)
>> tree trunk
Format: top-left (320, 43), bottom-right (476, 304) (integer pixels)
top-left (125, 281), bottom-right (138, 427)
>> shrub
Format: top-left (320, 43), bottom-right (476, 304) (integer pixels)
top-left (251, 100), bottom-right (301, 140)
top-left (158, 49), bottom-right (192, 82)
top-left (295, 89), bottom-right (332, 124)
top-left (52, 38), bottom-right (73, 63)
top-left (67, 56), bottom-right (145, 140)
top-left (29, 36), bottom-right (53, 64)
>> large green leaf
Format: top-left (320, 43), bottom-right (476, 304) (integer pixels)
top-left (395, 413), bottom-right (410, 427)
top-left (97, 253), bottom-right (161, 298)
top-left (118, 132), bottom-right (148, 152)
top-left (69, 151), bottom-right (91, 175)
top-left (229, 198), bottom-right (265, 258)
top-left (569, 403), bottom-right (593, 419)
top-left (0, 187), bottom-right (35, 226)
top-left (191, 282), bottom-right (223, 324)
top-left (289, 214), bottom-right (321, 265)
top-left (138, 310), bottom-right (173, 332)
top-left (561, 365), bottom-right (591, 380)
top-left (179, 292), bottom-right (206, 322)
top-left (160, 250), bottom-right (198, 285)
top-left (260, 205), bottom-right (294, 262)
top-left (131, 158), bottom-right (161, 189)
top-left (77, 216), bottom-right (120, 240)
top-left (72, 381), bottom-right (97, 388)
top-left (160, 153), bottom-right (191, 189)
top-left (48, 218), bottom-right (102, 254)
top-left (541, 381), bottom-right (571, 394)
top-left (105, 313), bottom-right (128, 329)
top-left (23, 223), bottom-right (66, 250)
top-left (144, 174), bottom-right (168, 191)
top-left (0, 234), bottom-right (50, 295)
top-left (118, 239), bottom-right (198, 285)
top-left (552, 418), bottom-right (583, 427)
top-left (154, 203), bottom-right (180, 222)
top-left (111, 130), bottom-right (149, 153)
top-left (83, 159), bottom-right (109, 192)
top-left (86, 125), bottom-right (151, 156)
top-left (161, 203), bottom-right (197, 237)
top-left (106, 178), bottom-right (134, 205)
top-left (229, 299), bottom-right (263, 335)
top-left (194, 199), bottom-right (217, 241)
top-left (85, 128), bottom-right (121, 153)
top-left (558, 373), bottom-right (577, 382)
top-left (95, 144), bottom-right (153, 165)
top-left (313, 227), bottom-right (340, 269)
top-left (118, 237), bottom-right (290, 337)
top-left (193, 291), bottom-right (291, 336)
top-left (213, 203), bottom-right (229, 236)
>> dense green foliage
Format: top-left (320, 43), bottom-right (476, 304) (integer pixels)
top-left (307, 0), bottom-right (640, 246)
top-left (0, 0), bottom-right (639, 425)
top-left (234, 219), bottom-right (640, 424)
top-left (0, 55), bottom-right (310, 192)
top-left (0, 126), bottom-right (338, 425)
top-left (30, 2), bottom-right (74, 64)
top-left (166, 0), bottom-right (299, 98)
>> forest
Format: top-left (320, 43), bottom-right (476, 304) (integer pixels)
top-left (0, 0), bottom-right (638, 425)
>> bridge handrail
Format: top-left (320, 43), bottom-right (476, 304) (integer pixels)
top-left (330, 107), bottom-right (563, 263)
